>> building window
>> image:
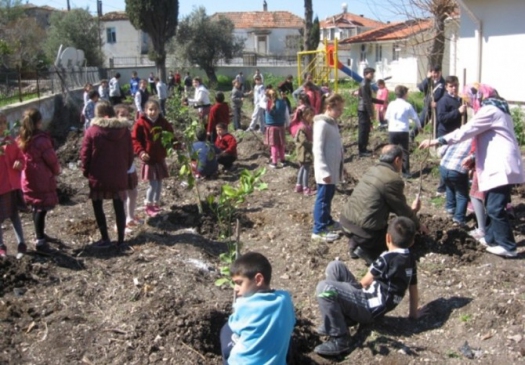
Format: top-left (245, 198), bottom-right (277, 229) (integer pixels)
top-left (329, 28), bottom-right (335, 40)
top-left (375, 45), bottom-right (382, 62)
top-left (106, 27), bottom-right (116, 44)
top-left (360, 44), bottom-right (367, 62)
top-left (392, 43), bottom-right (400, 61)
top-left (257, 35), bottom-right (267, 54)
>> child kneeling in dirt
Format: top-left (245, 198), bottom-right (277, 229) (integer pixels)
top-left (314, 217), bottom-right (427, 357)
top-left (220, 252), bottom-right (296, 364)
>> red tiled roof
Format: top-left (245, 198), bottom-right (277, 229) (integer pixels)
top-left (22, 4), bottom-right (59, 12)
top-left (211, 11), bottom-right (303, 29)
top-left (340, 19), bottom-right (433, 43)
top-left (320, 12), bottom-right (384, 29)
top-left (100, 11), bottom-right (129, 21)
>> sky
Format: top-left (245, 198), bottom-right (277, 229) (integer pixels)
top-left (25, 0), bottom-right (412, 22)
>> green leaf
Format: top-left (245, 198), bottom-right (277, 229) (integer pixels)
top-left (256, 183), bottom-right (268, 191)
top-left (215, 277), bottom-right (232, 287)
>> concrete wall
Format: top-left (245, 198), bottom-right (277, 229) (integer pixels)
top-left (458, 0), bottom-right (525, 102)
top-left (1, 88), bottom-right (84, 128)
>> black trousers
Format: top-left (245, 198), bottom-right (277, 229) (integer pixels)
top-left (346, 227), bottom-right (387, 262)
top-left (218, 154), bottom-right (237, 170)
top-left (32, 209), bottom-right (48, 240)
top-left (357, 110), bottom-right (371, 153)
top-left (92, 199), bottom-right (126, 243)
top-left (388, 131), bottom-right (410, 174)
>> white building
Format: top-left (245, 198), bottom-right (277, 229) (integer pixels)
top-left (319, 5), bottom-right (384, 43)
top-left (337, 18), bottom-right (458, 90)
top-left (212, 3), bottom-right (304, 60)
top-left (455, 0), bottom-right (525, 103)
top-left (100, 12), bottom-right (149, 68)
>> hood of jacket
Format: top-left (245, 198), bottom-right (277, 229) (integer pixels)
top-left (90, 117), bottom-right (132, 141)
top-left (314, 114), bottom-right (338, 126)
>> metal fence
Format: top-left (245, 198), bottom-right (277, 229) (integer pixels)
top-left (0, 67), bottom-right (101, 106)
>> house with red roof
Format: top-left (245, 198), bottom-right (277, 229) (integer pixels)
top-left (211, 2), bottom-right (304, 61)
top-left (337, 17), bottom-right (458, 89)
top-left (319, 4), bottom-right (384, 43)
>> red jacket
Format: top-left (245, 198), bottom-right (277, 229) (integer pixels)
top-left (215, 133), bottom-right (237, 157)
top-left (132, 114), bottom-right (174, 164)
top-left (207, 102), bottom-right (230, 135)
top-left (81, 117), bottom-right (134, 193)
top-left (0, 136), bottom-right (23, 195)
top-left (20, 131), bottom-right (60, 208)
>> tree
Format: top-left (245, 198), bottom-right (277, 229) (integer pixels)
top-left (173, 7), bottom-right (244, 85)
top-left (0, 0), bottom-right (24, 27)
top-left (385, 0), bottom-right (457, 70)
top-left (44, 8), bottom-right (103, 67)
top-left (303, 0), bottom-right (314, 52)
top-left (126, 0), bottom-right (179, 82)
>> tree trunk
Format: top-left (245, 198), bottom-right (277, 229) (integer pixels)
top-left (428, 15), bottom-right (446, 69)
top-left (303, 0), bottom-right (314, 67)
top-left (204, 67), bottom-right (218, 87)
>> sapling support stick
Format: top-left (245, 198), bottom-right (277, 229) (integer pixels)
top-left (417, 78), bottom-right (436, 198)
top-left (233, 218), bottom-right (241, 304)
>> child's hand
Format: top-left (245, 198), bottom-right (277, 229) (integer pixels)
top-left (140, 152), bottom-right (150, 162)
top-left (12, 160), bottom-right (22, 170)
top-left (409, 305), bottom-right (429, 319)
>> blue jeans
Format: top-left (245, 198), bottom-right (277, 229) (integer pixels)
top-left (484, 184), bottom-right (516, 252)
top-left (440, 166), bottom-right (469, 223)
top-left (313, 183), bottom-right (336, 234)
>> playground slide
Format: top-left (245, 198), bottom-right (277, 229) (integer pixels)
top-left (337, 61), bottom-right (378, 91)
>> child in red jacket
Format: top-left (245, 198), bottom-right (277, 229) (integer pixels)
top-left (18, 108), bottom-right (60, 251)
top-left (215, 123), bottom-right (237, 171)
top-left (132, 100), bottom-right (174, 216)
top-left (0, 113), bottom-right (26, 258)
top-left (81, 101), bottom-right (134, 249)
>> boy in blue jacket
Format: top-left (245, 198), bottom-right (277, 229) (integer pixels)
top-left (220, 252), bottom-right (296, 365)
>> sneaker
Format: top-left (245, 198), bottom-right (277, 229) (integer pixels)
top-left (314, 335), bottom-right (352, 356)
top-left (303, 188), bottom-right (316, 196)
top-left (117, 243), bottom-right (133, 253)
top-left (402, 173), bottom-right (412, 179)
top-left (35, 238), bottom-right (49, 252)
top-left (145, 205), bottom-right (159, 217)
top-left (486, 245), bottom-right (517, 258)
top-left (478, 237), bottom-right (489, 247)
top-left (359, 151), bottom-right (372, 157)
top-left (269, 163), bottom-right (277, 169)
top-left (445, 209), bottom-right (454, 216)
top-left (0, 245), bottom-right (6, 258)
top-left (311, 231), bottom-right (340, 243)
top-left (16, 243), bottom-right (27, 259)
top-left (276, 162), bottom-right (284, 168)
top-left (294, 184), bottom-right (303, 193)
top-left (452, 220), bottom-right (467, 228)
top-left (435, 190), bottom-right (446, 197)
top-left (91, 239), bottom-right (112, 249)
top-left (468, 228), bottom-right (485, 241)
top-left (327, 221), bottom-right (342, 232)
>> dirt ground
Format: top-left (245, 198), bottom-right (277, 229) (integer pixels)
top-left (1, 108), bottom-right (525, 365)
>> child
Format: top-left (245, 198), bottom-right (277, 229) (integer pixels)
top-left (304, 81), bottom-right (321, 114)
top-left (148, 72), bottom-right (156, 95)
top-left (114, 104), bottom-right (142, 233)
top-left (375, 79), bottom-right (389, 129)
top-left (231, 80), bottom-right (245, 131)
top-left (155, 77), bottom-right (168, 116)
top-left (246, 76), bottom-right (265, 132)
top-left (129, 71), bottom-right (140, 96)
top-left (264, 89), bottom-right (289, 168)
top-left (220, 252), bottom-right (295, 364)
top-left (438, 139), bottom-right (472, 227)
top-left (357, 67), bottom-right (384, 157)
top-left (83, 83), bottom-right (93, 105)
top-left (132, 100), bottom-right (174, 217)
top-left (315, 217), bottom-right (426, 356)
top-left (134, 79), bottom-right (150, 117)
top-left (188, 77), bottom-right (211, 122)
top-left (109, 72), bottom-right (122, 106)
top-left (81, 101), bottom-right (133, 248)
top-left (289, 94), bottom-right (311, 137)
top-left (18, 108), bottom-right (60, 251)
top-left (294, 107), bottom-right (315, 196)
top-left (82, 90), bottom-right (100, 130)
top-left (311, 94), bottom-right (344, 242)
top-left (191, 129), bottom-right (219, 179)
top-left (215, 123), bottom-right (237, 171)
top-left (385, 85), bottom-right (421, 178)
top-left (98, 79), bottom-right (109, 101)
top-left (0, 113), bottom-right (26, 258)
top-left (207, 92), bottom-right (230, 143)
top-left (183, 72), bottom-right (192, 96)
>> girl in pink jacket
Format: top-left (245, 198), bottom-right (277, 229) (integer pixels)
top-left (18, 108), bottom-right (60, 251)
top-left (0, 113), bottom-right (26, 258)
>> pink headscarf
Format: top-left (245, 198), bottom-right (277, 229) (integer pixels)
top-left (463, 83), bottom-right (498, 114)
